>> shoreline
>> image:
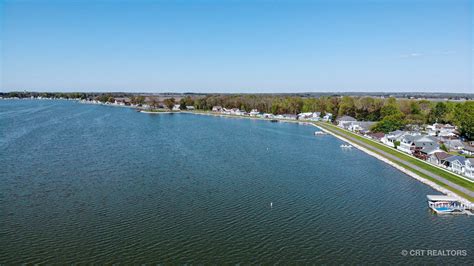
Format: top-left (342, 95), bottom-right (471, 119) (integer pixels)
top-left (312, 124), bottom-right (473, 207)
top-left (139, 111), bottom-right (175, 114)
top-left (75, 103), bottom-right (474, 207)
top-left (187, 111), bottom-right (473, 207)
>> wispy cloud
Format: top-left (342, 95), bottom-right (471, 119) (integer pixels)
top-left (400, 52), bottom-right (424, 58)
top-left (400, 50), bottom-right (457, 58)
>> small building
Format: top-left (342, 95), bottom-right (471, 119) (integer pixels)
top-left (426, 123), bottom-right (458, 138)
top-left (186, 106), bottom-right (195, 110)
top-left (443, 139), bottom-right (465, 151)
top-left (322, 113), bottom-right (333, 122)
top-left (428, 151), bottom-right (450, 166)
top-left (417, 146), bottom-right (443, 160)
top-left (398, 135), bottom-right (438, 154)
top-left (114, 97), bottom-right (131, 106)
top-left (464, 158), bottom-right (474, 180)
top-left (367, 132), bottom-right (385, 141)
top-left (347, 121), bottom-right (376, 134)
top-left (381, 130), bottom-right (407, 147)
top-left (336, 116), bottom-right (357, 127)
top-left (461, 145), bottom-right (474, 156)
top-left (282, 114), bottom-right (298, 120)
top-left (172, 104), bottom-right (181, 111)
top-left (297, 112), bottom-right (314, 120)
top-left (212, 106), bottom-right (222, 112)
top-left (249, 109), bottom-right (260, 116)
top-left (443, 156), bottom-right (467, 175)
top-left (262, 113), bottom-right (274, 119)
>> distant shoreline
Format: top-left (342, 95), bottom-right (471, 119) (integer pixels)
top-left (5, 98), bottom-right (473, 207)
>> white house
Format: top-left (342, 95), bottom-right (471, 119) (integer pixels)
top-left (297, 112), bottom-right (313, 119)
top-left (172, 104), bottom-right (181, 111)
top-left (322, 113), bottom-right (333, 122)
top-left (249, 109), bottom-right (260, 116)
top-left (336, 116), bottom-right (357, 128)
top-left (212, 106), bottom-right (222, 112)
top-left (426, 123), bottom-right (457, 138)
top-left (282, 114), bottom-right (298, 120)
top-left (464, 158), bottom-right (474, 180)
top-left (381, 130), bottom-right (407, 147)
top-left (262, 113), bottom-right (274, 119)
top-left (230, 108), bottom-right (247, 116)
top-left (462, 145), bottom-right (474, 156)
top-left (347, 121), bottom-right (376, 133)
top-left (428, 151), bottom-right (450, 166)
top-left (443, 156), bottom-right (467, 175)
top-left (186, 106), bottom-right (195, 110)
top-left (398, 135), bottom-right (438, 154)
top-left (443, 139), bottom-right (464, 151)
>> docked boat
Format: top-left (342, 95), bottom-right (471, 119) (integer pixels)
top-left (340, 144), bottom-right (352, 148)
top-left (427, 195), bottom-right (466, 215)
top-left (314, 131), bottom-right (327, 136)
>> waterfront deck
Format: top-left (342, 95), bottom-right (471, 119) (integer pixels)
top-left (427, 195), bottom-right (472, 215)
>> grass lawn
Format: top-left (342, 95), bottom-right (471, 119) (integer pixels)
top-left (315, 122), bottom-right (474, 201)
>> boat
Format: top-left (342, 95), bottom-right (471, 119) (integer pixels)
top-left (340, 144), bottom-right (352, 148)
top-left (427, 195), bottom-right (466, 215)
top-left (270, 119), bottom-right (279, 123)
top-left (314, 131), bottom-right (327, 136)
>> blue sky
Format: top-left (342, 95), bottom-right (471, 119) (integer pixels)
top-left (1, 0), bottom-right (472, 93)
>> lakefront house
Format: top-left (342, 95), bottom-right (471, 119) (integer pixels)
top-left (381, 130), bottom-right (407, 147)
top-left (464, 158), bottom-right (474, 180)
top-left (398, 135), bottom-right (438, 155)
top-left (428, 151), bottom-right (450, 166)
top-left (249, 109), bottom-right (260, 116)
top-left (443, 156), bottom-right (467, 175)
top-left (336, 116), bottom-right (357, 128)
top-left (212, 106), bottom-right (222, 112)
top-left (322, 113), bottom-right (333, 122)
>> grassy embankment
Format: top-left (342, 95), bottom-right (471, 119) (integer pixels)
top-left (315, 122), bottom-right (474, 202)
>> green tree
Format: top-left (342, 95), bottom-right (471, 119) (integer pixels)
top-left (371, 113), bottom-right (406, 133)
top-left (440, 143), bottom-right (448, 152)
top-left (338, 96), bottom-right (356, 117)
top-left (428, 102), bottom-right (448, 123)
top-left (410, 101), bottom-right (421, 115)
top-left (380, 97), bottom-right (401, 118)
top-left (453, 102), bottom-right (474, 140)
top-left (164, 98), bottom-right (176, 110)
top-left (179, 98), bottom-right (187, 110)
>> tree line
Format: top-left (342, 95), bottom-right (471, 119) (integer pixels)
top-left (3, 91), bottom-right (472, 139)
top-left (191, 95), bottom-right (473, 139)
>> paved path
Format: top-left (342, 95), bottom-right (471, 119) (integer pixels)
top-left (318, 124), bottom-right (474, 198)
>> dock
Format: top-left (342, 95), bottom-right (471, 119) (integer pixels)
top-left (427, 195), bottom-right (472, 216)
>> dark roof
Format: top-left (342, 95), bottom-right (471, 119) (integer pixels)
top-left (369, 132), bottom-right (385, 139)
top-left (463, 146), bottom-right (474, 152)
top-left (433, 152), bottom-right (450, 160)
top-left (444, 155), bottom-right (467, 164)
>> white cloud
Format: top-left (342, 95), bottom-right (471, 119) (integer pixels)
top-left (400, 52), bottom-right (423, 58)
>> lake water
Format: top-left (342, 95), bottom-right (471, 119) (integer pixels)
top-left (0, 100), bottom-right (472, 264)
